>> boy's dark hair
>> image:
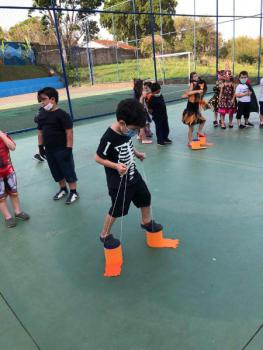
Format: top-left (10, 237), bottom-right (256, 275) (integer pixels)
top-left (143, 81), bottom-right (152, 88)
top-left (190, 71), bottom-right (197, 82)
top-left (239, 70), bottom-right (248, 77)
top-left (133, 79), bottom-right (143, 100)
top-left (116, 99), bottom-right (146, 128)
top-left (38, 87), bottom-right (59, 103)
top-left (150, 82), bottom-right (161, 93)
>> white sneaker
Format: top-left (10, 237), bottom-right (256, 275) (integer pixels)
top-left (65, 192), bottom-right (79, 205)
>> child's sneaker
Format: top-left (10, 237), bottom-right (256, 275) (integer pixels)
top-left (100, 234), bottom-right (120, 249)
top-left (239, 124), bottom-right (246, 129)
top-left (65, 191), bottom-right (79, 205)
top-left (5, 217), bottom-right (16, 228)
top-left (259, 123), bottom-right (263, 128)
top-left (245, 121), bottom-right (254, 127)
top-left (15, 212), bottom-right (30, 221)
top-left (164, 139), bottom-right (172, 144)
top-left (53, 188), bottom-right (68, 200)
top-left (33, 153), bottom-right (45, 162)
top-left (141, 220), bottom-right (163, 233)
top-left (142, 139), bottom-right (153, 144)
top-left (213, 121), bottom-right (218, 127)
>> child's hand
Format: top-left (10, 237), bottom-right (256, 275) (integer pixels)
top-left (135, 151), bottom-right (146, 161)
top-left (116, 163), bottom-right (127, 175)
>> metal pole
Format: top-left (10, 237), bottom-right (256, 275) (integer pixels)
top-left (112, 13), bottom-right (120, 81)
top-left (85, 20), bottom-right (95, 85)
top-left (150, 0), bottom-right (158, 81)
top-left (159, 0), bottom-right (166, 83)
top-left (257, 0), bottom-right (263, 84)
top-left (193, 0), bottom-right (197, 70)
top-left (216, 0), bottom-right (219, 77)
top-left (232, 0), bottom-right (235, 75)
top-left (132, 0), bottom-right (140, 77)
top-left (51, 0), bottom-right (74, 119)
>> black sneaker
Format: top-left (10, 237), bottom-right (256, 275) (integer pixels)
top-left (157, 143), bottom-right (165, 146)
top-left (53, 188), bottom-right (68, 200)
top-left (259, 123), bottom-right (263, 128)
top-left (33, 153), bottom-right (45, 162)
top-left (245, 122), bottom-right (254, 127)
top-left (229, 124), bottom-right (234, 128)
top-left (239, 124), bottom-right (246, 129)
top-left (100, 234), bottom-right (120, 249)
top-left (164, 139), bottom-right (172, 144)
top-left (213, 121), bottom-right (218, 127)
top-left (65, 191), bottom-right (79, 205)
top-left (141, 220), bottom-right (163, 233)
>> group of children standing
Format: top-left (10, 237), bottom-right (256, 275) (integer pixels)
top-left (182, 68), bottom-right (262, 146)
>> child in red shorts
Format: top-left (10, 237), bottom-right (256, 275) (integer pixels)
top-left (0, 130), bottom-right (30, 228)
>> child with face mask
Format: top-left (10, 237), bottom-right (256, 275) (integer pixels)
top-left (95, 98), bottom-right (163, 248)
top-left (235, 71), bottom-right (254, 129)
top-left (182, 72), bottom-right (206, 147)
top-left (37, 87), bottom-right (79, 205)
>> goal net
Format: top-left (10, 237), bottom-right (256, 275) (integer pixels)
top-left (156, 51), bottom-right (193, 85)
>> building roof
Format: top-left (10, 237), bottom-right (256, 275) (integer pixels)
top-left (92, 40), bottom-right (136, 51)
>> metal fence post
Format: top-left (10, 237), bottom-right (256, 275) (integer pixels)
top-left (51, 0), bottom-right (74, 119)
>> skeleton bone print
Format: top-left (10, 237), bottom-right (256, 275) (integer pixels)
top-left (115, 139), bottom-right (136, 181)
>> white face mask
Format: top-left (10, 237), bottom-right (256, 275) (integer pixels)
top-left (43, 102), bottom-right (54, 111)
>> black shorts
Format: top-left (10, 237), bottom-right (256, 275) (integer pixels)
top-left (108, 177), bottom-right (151, 218)
top-left (236, 102), bottom-right (250, 119)
top-left (260, 101), bottom-right (263, 115)
top-left (46, 148), bottom-right (77, 183)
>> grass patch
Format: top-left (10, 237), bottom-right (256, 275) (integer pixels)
top-left (0, 65), bottom-right (50, 82)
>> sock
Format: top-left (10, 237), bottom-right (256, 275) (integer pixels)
top-left (70, 189), bottom-right (77, 194)
top-left (61, 186), bottom-right (68, 192)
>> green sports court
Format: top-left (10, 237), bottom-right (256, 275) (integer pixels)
top-left (1, 87), bottom-right (263, 350)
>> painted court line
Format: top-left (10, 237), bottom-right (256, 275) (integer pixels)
top-left (0, 291), bottom-right (41, 350)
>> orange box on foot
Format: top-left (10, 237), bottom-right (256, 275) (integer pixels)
top-left (146, 230), bottom-right (180, 249)
top-left (104, 245), bottom-right (123, 277)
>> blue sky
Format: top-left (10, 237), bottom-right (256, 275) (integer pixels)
top-left (0, 0), bottom-right (262, 40)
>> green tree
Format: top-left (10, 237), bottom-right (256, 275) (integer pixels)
top-left (222, 36), bottom-right (259, 64)
top-left (8, 17), bottom-right (56, 44)
top-left (100, 0), bottom-right (177, 44)
top-left (140, 34), bottom-right (172, 57)
top-left (0, 26), bottom-right (5, 40)
top-left (30, 1), bottom-right (103, 63)
top-left (174, 17), bottom-right (223, 56)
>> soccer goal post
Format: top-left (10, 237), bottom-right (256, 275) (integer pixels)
top-left (156, 52), bottom-right (193, 85)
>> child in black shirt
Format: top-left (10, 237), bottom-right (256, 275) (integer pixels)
top-left (37, 87), bottom-right (79, 205)
top-left (95, 98), bottom-right (163, 247)
top-left (147, 82), bottom-right (172, 146)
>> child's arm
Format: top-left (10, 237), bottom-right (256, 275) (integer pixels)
top-left (0, 131), bottom-right (16, 151)
top-left (65, 128), bottom-right (73, 148)
top-left (134, 148), bottom-right (146, 161)
top-left (95, 154), bottom-right (127, 175)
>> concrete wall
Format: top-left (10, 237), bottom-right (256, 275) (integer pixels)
top-left (33, 44), bottom-right (137, 67)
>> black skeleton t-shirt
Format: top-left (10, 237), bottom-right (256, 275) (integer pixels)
top-left (96, 127), bottom-right (141, 189)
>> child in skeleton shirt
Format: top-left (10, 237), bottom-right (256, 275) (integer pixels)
top-left (95, 99), bottom-right (163, 248)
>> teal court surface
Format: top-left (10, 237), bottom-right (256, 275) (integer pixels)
top-left (1, 90), bottom-right (263, 350)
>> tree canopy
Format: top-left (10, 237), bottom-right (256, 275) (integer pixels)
top-left (100, 0), bottom-right (177, 44)
top-left (8, 17), bottom-right (56, 44)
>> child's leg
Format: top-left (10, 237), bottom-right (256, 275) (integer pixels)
top-left (100, 214), bottom-right (117, 238)
top-left (140, 206), bottom-right (151, 225)
top-left (139, 128), bottom-right (147, 141)
top-left (260, 114), bottom-right (263, 125)
top-left (0, 199), bottom-right (12, 220)
top-left (197, 120), bottom-right (205, 134)
top-left (9, 195), bottom-right (22, 215)
top-left (220, 114), bottom-right (226, 128)
top-left (229, 112), bottom-right (234, 126)
top-left (188, 125), bottom-right (194, 144)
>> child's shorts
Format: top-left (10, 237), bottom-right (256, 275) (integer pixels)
top-left (108, 177), bottom-right (151, 218)
top-left (236, 102), bottom-right (250, 119)
top-left (0, 172), bottom-right (18, 201)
